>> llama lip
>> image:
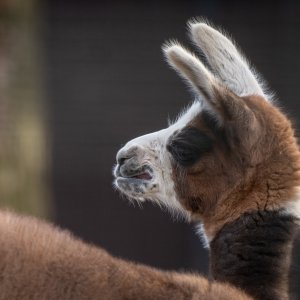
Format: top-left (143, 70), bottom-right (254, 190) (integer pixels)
top-left (116, 164), bottom-right (153, 181)
top-left (115, 175), bottom-right (152, 196)
top-left (117, 171), bottom-right (153, 182)
top-left (114, 165), bottom-right (154, 194)
top-left (131, 172), bottom-right (152, 180)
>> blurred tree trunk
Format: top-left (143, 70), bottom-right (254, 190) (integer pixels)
top-left (0, 0), bottom-right (50, 217)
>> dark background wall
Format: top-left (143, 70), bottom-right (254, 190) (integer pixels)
top-left (43, 0), bottom-right (300, 298)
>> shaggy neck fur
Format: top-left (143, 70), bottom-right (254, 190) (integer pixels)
top-left (210, 210), bottom-right (298, 300)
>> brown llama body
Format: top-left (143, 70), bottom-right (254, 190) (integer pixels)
top-left (0, 210), bottom-right (251, 300)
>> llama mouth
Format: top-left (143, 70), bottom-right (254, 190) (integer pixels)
top-left (129, 172), bottom-right (152, 180)
top-left (114, 165), bottom-right (154, 195)
top-left (116, 172), bottom-right (153, 185)
top-left (114, 164), bottom-right (153, 181)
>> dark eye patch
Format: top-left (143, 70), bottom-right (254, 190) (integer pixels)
top-left (167, 127), bottom-right (213, 167)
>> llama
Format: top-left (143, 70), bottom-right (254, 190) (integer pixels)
top-left (0, 21), bottom-right (298, 300)
top-left (0, 209), bottom-right (251, 299)
top-left (114, 21), bottom-right (300, 300)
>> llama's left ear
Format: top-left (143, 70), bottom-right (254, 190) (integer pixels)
top-left (163, 43), bottom-right (255, 125)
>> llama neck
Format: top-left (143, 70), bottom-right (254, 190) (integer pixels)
top-left (209, 210), bottom-right (298, 300)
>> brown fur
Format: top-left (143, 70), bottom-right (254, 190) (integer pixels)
top-left (0, 210), bottom-right (252, 300)
top-left (173, 94), bottom-right (300, 238)
top-left (168, 92), bottom-right (300, 299)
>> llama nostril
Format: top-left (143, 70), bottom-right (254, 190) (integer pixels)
top-left (117, 146), bottom-right (140, 166)
top-left (117, 150), bottom-right (135, 166)
top-left (118, 156), bottom-right (129, 166)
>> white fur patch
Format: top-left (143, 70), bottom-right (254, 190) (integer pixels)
top-left (195, 223), bottom-right (210, 249)
top-left (284, 188), bottom-right (300, 223)
top-left (170, 101), bottom-right (202, 128)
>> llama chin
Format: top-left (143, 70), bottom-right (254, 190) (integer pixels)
top-left (114, 19), bottom-right (300, 300)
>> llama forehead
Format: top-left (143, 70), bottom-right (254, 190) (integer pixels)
top-left (126, 94), bottom-right (275, 152)
top-left (124, 101), bottom-right (204, 149)
top-left (164, 101), bottom-right (205, 144)
top-left (169, 101), bottom-right (203, 130)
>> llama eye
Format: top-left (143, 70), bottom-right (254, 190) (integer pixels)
top-left (167, 127), bottom-right (213, 167)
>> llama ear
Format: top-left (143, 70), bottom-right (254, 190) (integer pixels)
top-left (163, 43), bottom-right (218, 106)
top-left (163, 43), bottom-right (256, 125)
top-left (189, 21), bottom-right (265, 98)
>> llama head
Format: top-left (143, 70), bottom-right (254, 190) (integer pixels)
top-left (113, 21), bottom-right (300, 240)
